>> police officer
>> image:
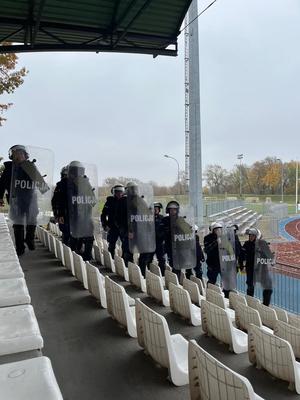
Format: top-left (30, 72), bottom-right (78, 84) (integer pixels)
top-left (56, 161), bottom-right (96, 261)
top-left (204, 221), bottom-right (224, 290)
top-left (149, 202), bottom-right (166, 275)
top-left (100, 184), bottom-right (125, 258)
top-left (161, 201), bottom-right (179, 275)
top-left (0, 145), bottom-right (49, 255)
top-left (241, 228), bottom-right (273, 306)
top-left (185, 225), bottom-right (205, 280)
top-left (51, 166), bottom-right (70, 245)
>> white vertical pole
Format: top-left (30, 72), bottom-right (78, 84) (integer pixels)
top-left (188, 0), bottom-right (203, 224)
top-left (296, 161), bottom-right (299, 214)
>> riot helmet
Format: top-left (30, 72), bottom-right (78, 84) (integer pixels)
top-left (166, 200), bottom-right (180, 216)
top-left (111, 184), bottom-right (125, 196)
top-left (8, 145), bottom-right (29, 161)
top-left (60, 166), bottom-right (68, 179)
top-left (68, 161), bottom-right (85, 178)
top-left (126, 181), bottom-right (138, 196)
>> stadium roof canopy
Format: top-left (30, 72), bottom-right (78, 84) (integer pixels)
top-left (0, 0), bottom-right (192, 56)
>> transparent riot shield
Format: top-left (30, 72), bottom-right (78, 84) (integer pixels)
top-left (9, 146), bottom-right (53, 226)
top-left (171, 206), bottom-right (196, 270)
top-left (218, 227), bottom-right (237, 291)
top-left (127, 183), bottom-right (155, 253)
top-left (67, 162), bottom-right (98, 239)
top-left (254, 239), bottom-right (274, 290)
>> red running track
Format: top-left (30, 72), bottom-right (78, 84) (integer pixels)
top-left (274, 218), bottom-right (300, 273)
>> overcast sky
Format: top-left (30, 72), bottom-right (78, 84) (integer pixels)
top-left (1, 0), bottom-right (300, 185)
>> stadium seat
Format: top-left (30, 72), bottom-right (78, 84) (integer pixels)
top-left (0, 261), bottom-right (24, 279)
top-left (256, 302), bottom-right (278, 330)
top-left (271, 305), bottom-right (288, 323)
top-left (0, 278), bottom-right (31, 307)
top-left (289, 313), bottom-right (300, 329)
top-left (72, 252), bottom-right (88, 289)
top-left (93, 244), bottom-right (103, 265)
top-left (62, 244), bottom-right (75, 275)
top-left (248, 324), bottom-right (300, 393)
top-left (206, 288), bottom-right (235, 321)
top-left (246, 295), bottom-right (261, 310)
top-left (165, 269), bottom-right (179, 290)
top-left (135, 298), bottom-right (189, 386)
top-left (201, 299), bottom-right (248, 354)
top-left (105, 276), bottom-right (137, 338)
top-left (128, 262), bottom-right (146, 293)
top-left (229, 291), bottom-right (247, 310)
top-left (169, 283), bottom-right (201, 326)
top-left (145, 269), bottom-right (169, 307)
top-left (274, 320), bottom-right (300, 359)
top-left (0, 304), bottom-right (43, 356)
top-left (0, 356), bottom-right (63, 400)
top-left (190, 275), bottom-right (206, 296)
top-left (188, 340), bottom-right (264, 400)
top-left (234, 302), bottom-right (272, 334)
top-left (103, 249), bottom-right (115, 273)
top-left (55, 238), bottom-right (65, 266)
top-left (85, 262), bottom-right (107, 308)
top-left (150, 262), bottom-right (165, 284)
top-left (182, 278), bottom-right (205, 307)
top-left (114, 255), bottom-right (129, 282)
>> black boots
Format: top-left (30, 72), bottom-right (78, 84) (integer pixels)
top-left (25, 225), bottom-right (36, 250)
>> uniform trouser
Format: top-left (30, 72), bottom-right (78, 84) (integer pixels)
top-left (149, 243), bottom-right (166, 276)
top-left (207, 267), bottom-right (230, 298)
top-left (120, 235), bottom-right (133, 267)
top-left (70, 236), bottom-right (83, 254)
top-left (107, 227), bottom-right (120, 258)
top-left (59, 223), bottom-right (70, 246)
top-left (246, 284), bottom-right (273, 306)
top-left (13, 224), bottom-right (36, 254)
top-left (138, 253), bottom-right (153, 277)
top-left (185, 265), bottom-right (203, 280)
top-left (81, 237), bottom-right (94, 261)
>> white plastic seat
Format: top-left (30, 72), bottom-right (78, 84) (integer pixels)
top-left (165, 269), bottom-right (179, 290)
top-left (0, 356), bottom-right (63, 400)
top-left (183, 278), bottom-right (205, 307)
top-left (229, 291), bottom-right (247, 311)
top-left (235, 302), bottom-right (270, 333)
top-left (0, 261), bottom-right (24, 280)
top-left (0, 304), bottom-right (43, 356)
top-left (128, 262), bottom-right (146, 293)
top-left (201, 299), bottom-right (248, 354)
top-left (103, 249), bottom-right (115, 272)
top-left (289, 313), bottom-right (300, 329)
top-left (271, 305), bottom-right (288, 323)
top-left (49, 234), bottom-right (57, 257)
top-left (246, 295), bottom-right (261, 310)
top-left (274, 320), bottom-right (300, 359)
top-left (188, 340), bottom-right (265, 400)
top-left (190, 275), bottom-right (206, 296)
top-left (72, 252), bottom-right (88, 289)
top-left (248, 324), bottom-right (300, 393)
top-left (135, 298), bottom-right (189, 386)
top-left (55, 239), bottom-right (65, 266)
top-left (256, 302), bottom-right (278, 330)
top-left (63, 244), bottom-right (75, 275)
top-left (0, 278), bottom-right (31, 307)
top-left (169, 283), bottom-right (201, 326)
top-left (146, 269), bottom-right (169, 307)
top-left (93, 244), bottom-right (103, 265)
top-left (207, 282), bottom-right (222, 294)
top-left (206, 288), bottom-right (235, 321)
top-left (114, 255), bottom-right (129, 281)
top-left (85, 262), bottom-right (107, 308)
top-left (149, 262), bottom-right (165, 283)
top-left (105, 276), bottom-right (137, 338)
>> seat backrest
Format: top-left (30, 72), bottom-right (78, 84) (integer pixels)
top-left (165, 270), bottom-right (179, 290)
top-left (248, 324), bottom-right (296, 385)
top-left (128, 262), bottom-right (143, 290)
top-left (183, 278), bottom-right (201, 306)
top-left (245, 295), bottom-right (260, 310)
top-left (103, 250), bottom-right (115, 272)
top-left (274, 320), bottom-right (300, 359)
top-left (190, 276), bottom-right (205, 296)
top-left (146, 270), bottom-right (164, 303)
top-left (93, 244), bottom-right (103, 265)
top-left (86, 262), bottom-right (103, 301)
top-left (229, 291), bottom-right (247, 310)
top-left (56, 239), bottom-right (64, 265)
top-left (189, 340), bottom-right (257, 400)
top-left (207, 282), bottom-right (222, 294)
top-left (150, 262), bottom-right (162, 278)
top-left (271, 305), bottom-right (288, 323)
top-left (109, 279), bottom-right (128, 328)
top-left (203, 300), bottom-right (233, 346)
top-left (135, 299), bottom-right (145, 349)
top-left (206, 288), bottom-right (226, 310)
top-left (169, 283), bottom-right (191, 321)
top-left (256, 302), bottom-right (277, 330)
top-left (105, 276), bottom-right (113, 315)
top-left (63, 244), bottom-right (74, 274)
top-left (73, 252), bottom-right (84, 283)
top-left (289, 313), bottom-right (300, 329)
top-left (137, 298), bottom-right (171, 369)
top-left (115, 255), bottom-right (126, 278)
top-left (235, 302), bottom-right (262, 332)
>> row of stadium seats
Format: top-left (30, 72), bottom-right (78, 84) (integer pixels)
top-left (42, 224), bottom-right (300, 397)
top-left (0, 214), bottom-right (63, 399)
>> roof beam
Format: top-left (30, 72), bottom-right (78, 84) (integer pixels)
top-left (0, 26), bottom-right (24, 43)
top-left (32, 0), bottom-right (47, 45)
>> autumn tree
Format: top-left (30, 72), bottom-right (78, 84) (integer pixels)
top-left (0, 45), bottom-right (28, 126)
